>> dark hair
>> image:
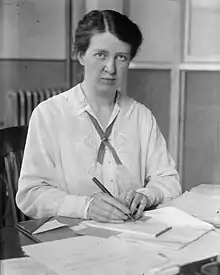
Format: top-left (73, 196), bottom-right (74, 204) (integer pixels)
top-left (74, 9), bottom-right (143, 60)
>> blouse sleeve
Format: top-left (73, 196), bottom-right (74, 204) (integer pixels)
top-left (16, 103), bottom-right (90, 219)
top-left (137, 109), bottom-right (182, 206)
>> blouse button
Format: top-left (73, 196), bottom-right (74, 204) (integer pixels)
top-left (81, 100), bottom-right (87, 108)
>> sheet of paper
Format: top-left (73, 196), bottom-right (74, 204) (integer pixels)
top-left (72, 223), bottom-right (120, 238)
top-left (0, 257), bottom-right (57, 275)
top-left (191, 184), bottom-right (220, 197)
top-left (23, 235), bottom-right (172, 275)
top-left (162, 230), bottom-right (220, 266)
top-left (111, 207), bottom-right (214, 251)
top-left (82, 216), bottom-right (171, 238)
top-left (117, 226), bottom-right (211, 251)
top-left (80, 207), bottom-right (213, 251)
top-left (161, 193), bottom-right (220, 227)
top-left (33, 219), bottom-right (68, 234)
top-left (145, 206), bottom-right (214, 230)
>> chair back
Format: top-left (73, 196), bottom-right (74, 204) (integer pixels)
top-left (0, 169), bottom-right (7, 228)
top-left (0, 126), bottom-right (29, 225)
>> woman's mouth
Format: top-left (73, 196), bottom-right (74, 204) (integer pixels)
top-left (101, 78), bottom-right (116, 85)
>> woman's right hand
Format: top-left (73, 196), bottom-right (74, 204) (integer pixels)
top-left (87, 192), bottom-right (131, 223)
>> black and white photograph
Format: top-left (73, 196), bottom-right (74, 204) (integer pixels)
top-left (0, 1), bottom-right (220, 274)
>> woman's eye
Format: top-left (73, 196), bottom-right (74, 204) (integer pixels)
top-left (95, 52), bottom-right (105, 59)
top-left (117, 55), bottom-right (128, 62)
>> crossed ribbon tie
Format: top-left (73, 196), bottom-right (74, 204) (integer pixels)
top-left (86, 111), bottom-right (122, 165)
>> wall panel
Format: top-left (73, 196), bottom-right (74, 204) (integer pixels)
top-left (127, 69), bottom-right (171, 143)
top-left (182, 71), bottom-right (220, 190)
top-left (128, 0), bottom-right (181, 63)
top-left (0, 0), bottom-right (66, 59)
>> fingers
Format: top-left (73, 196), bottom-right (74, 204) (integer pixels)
top-left (129, 192), bottom-right (147, 214)
top-left (88, 193), bottom-right (130, 222)
top-left (133, 202), bottom-right (146, 220)
top-left (92, 199), bottom-right (128, 220)
top-left (88, 191), bottom-right (149, 223)
top-left (124, 190), bottom-right (136, 208)
top-left (100, 193), bottom-right (131, 215)
top-left (90, 211), bottom-right (125, 223)
top-left (124, 191), bottom-right (148, 220)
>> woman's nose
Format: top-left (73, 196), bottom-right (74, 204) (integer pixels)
top-left (104, 58), bottom-right (116, 74)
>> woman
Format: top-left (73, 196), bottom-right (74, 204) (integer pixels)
top-left (16, 10), bottom-right (181, 223)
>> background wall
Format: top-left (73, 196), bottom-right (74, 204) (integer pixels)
top-left (0, 0), bottom-right (67, 126)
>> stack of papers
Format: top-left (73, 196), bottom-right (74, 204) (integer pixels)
top-left (81, 207), bottom-right (214, 251)
top-left (23, 235), bottom-right (174, 275)
top-left (128, 207), bottom-right (213, 250)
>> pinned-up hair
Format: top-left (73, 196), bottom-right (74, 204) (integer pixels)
top-left (74, 9), bottom-right (143, 60)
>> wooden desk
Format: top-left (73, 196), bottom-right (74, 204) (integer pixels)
top-left (0, 217), bottom-right (78, 260)
top-left (0, 226), bottom-right (35, 259)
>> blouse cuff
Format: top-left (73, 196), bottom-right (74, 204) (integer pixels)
top-left (83, 197), bottom-right (94, 220)
top-left (56, 195), bottom-right (90, 219)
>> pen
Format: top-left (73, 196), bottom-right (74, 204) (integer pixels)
top-left (92, 177), bottom-right (135, 222)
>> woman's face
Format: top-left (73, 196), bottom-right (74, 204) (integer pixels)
top-left (78, 31), bottom-right (131, 94)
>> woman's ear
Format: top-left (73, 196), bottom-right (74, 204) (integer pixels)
top-left (77, 52), bottom-right (85, 66)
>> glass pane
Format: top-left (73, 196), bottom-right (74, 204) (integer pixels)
top-left (188, 0), bottom-right (220, 58)
top-left (0, 0), bottom-right (66, 59)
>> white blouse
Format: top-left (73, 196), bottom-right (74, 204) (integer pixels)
top-left (16, 84), bottom-right (182, 219)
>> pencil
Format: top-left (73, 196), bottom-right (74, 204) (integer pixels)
top-left (92, 177), bottom-right (135, 222)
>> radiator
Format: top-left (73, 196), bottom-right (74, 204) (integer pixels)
top-left (5, 88), bottom-right (65, 127)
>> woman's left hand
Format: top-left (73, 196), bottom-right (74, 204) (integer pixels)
top-left (118, 190), bottom-right (149, 221)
